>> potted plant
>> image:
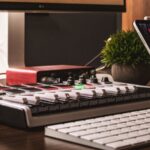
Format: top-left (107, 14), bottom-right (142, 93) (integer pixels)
top-left (100, 30), bottom-right (150, 85)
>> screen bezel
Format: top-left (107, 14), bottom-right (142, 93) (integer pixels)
top-left (0, 0), bottom-right (126, 11)
top-left (134, 20), bottom-right (150, 55)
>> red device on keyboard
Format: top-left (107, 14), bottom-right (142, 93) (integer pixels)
top-left (6, 65), bottom-right (93, 85)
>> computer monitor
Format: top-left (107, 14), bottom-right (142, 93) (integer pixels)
top-left (0, 0), bottom-right (126, 11)
top-left (8, 12), bottom-right (120, 68)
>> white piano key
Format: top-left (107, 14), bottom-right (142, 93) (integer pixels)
top-left (34, 92), bottom-right (58, 102)
top-left (126, 85), bottom-right (136, 93)
top-left (56, 92), bottom-right (70, 101)
top-left (94, 88), bottom-right (105, 97)
top-left (114, 86), bottom-right (127, 94)
top-left (66, 91), bottom-right (80, 100)
top-left (0, 95), bottom-right (28, 104)
top-left (102, 86), bottom-right (119, 95)
top-left (75, 89), bottom-right (96, 98)
top-left (17, 95), bottom-right (40, 105)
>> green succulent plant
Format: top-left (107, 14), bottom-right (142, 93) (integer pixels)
top-left (100, 30), bottom-right (150, 67)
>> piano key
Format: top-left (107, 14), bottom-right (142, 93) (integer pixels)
top-left (102, 87), bottom-right (119, 95)
top-left (115, 86), bottom-right (127, 94)
top-left (0, 91), bottom-right (6, 95)
top-left (17, 95), bottom-right (40, 105)
top-left (34, 92), bottom-right (59, 103)
top-left (4, 88), bottom-right (25, 94)
top-left (20, 85), bottom-right (42, 92)
top-left (126, 85), bottom-right (136, 93)
top-left (94, 88), bottom-right (105, 97)
top-left (56, 92), bottom-right (70, 101)
top-left (0, 95), bottom-right (28, 104)
top-left (75, 89), bottom-right (96, 98)
top-left (64, 91), bottom-right (80, 100)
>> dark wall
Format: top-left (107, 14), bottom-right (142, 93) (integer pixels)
top-left (25, 12), bottom-right (120, 67)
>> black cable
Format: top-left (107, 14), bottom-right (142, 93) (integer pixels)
top-left (84, 53), bottom-right (101, 66)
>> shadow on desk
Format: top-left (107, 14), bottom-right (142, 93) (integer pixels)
top-left (0, 124), bottom-right (93, 150)
top-left (0, 124), bottom-right (150, 150)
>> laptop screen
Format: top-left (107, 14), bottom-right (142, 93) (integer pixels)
top-left (134, 20), bottom-right (150, 55)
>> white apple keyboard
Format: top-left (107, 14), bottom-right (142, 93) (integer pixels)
top-left (45, 108), bottom-right (150, 150)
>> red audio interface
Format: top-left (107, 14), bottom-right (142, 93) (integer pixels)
top-left (6, 65), bottom-right (94, 85)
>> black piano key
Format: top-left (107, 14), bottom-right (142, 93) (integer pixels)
top-left (12, 85), bottom-right (41, 92)
top-left (4, 89), bottom-right (25, 94)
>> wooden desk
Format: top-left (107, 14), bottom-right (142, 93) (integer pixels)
top-left (0, 124), bottom-right (150, 150)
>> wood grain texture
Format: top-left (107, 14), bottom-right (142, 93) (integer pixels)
top-left (0, 124), bottom-right (93, 150)
top-left (0, 0), bottom-right (123, 5)
top-left (122, 0), bottom-right (150, 30)
top-left (0, 124), bottom-right (150, 150)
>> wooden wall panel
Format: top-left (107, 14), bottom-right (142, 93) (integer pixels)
top-left (122, 0), bottom-right (150, 30)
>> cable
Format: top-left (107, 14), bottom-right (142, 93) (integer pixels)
top-left (96, 65), bottom-right (107, 72)
top-left (84, 53), bottom-right (101, 66)
top-left (84, 51), bottom-right (110, 74)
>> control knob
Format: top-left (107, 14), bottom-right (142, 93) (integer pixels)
top-left (90, 70), bottom-right (98, 83)
top-left (79, 74), bottom-right (86, 84)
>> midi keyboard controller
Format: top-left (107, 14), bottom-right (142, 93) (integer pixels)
top-left (0, 65), bottom-right (150, 128)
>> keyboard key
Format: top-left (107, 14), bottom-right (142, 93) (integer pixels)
top-left (81, 131), bottom-right (111, 140)
top-left (106, 141), bottom-right (131, 149)
top-left (93, 135), bottom-right (119, 144)
top-left (45, 108), bottom-right (150, 150)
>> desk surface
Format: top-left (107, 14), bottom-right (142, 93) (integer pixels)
top-left (0, 124), bottom-right (150, 150)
